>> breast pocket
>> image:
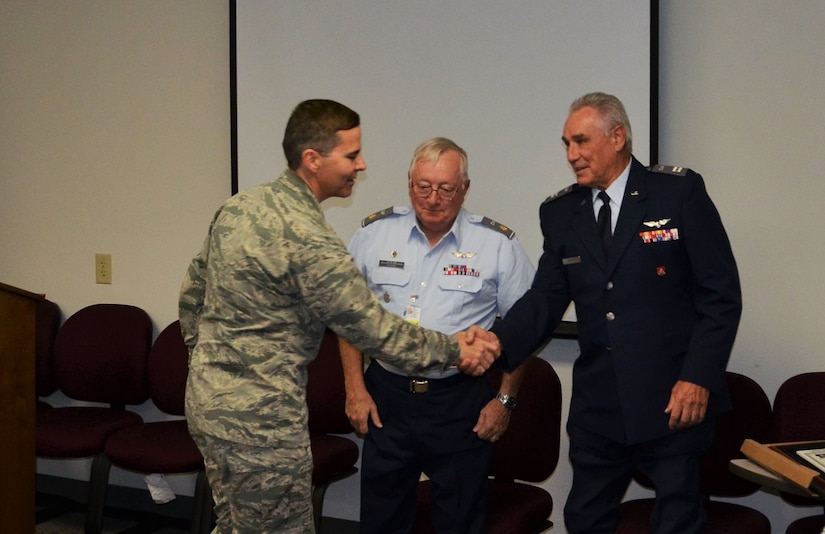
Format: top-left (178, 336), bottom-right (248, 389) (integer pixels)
top-left (437, 275), bottom-right (484, 327)
top-left (368, 266), bottom-right (411, 288)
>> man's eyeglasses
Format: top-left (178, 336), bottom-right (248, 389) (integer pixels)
top-left (410, 182), bottom-right (463, 200)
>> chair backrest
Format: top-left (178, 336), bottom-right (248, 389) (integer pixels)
top-left (487, 356), bottom-right (562, 483)
top-left (772, 372), bottom-right (825, 442)
top-left (148, 320), bottom-right (190, 416)
top-left (35, 299), bottom-right (61, 397)
top-left (771, 371), bottom-right (825, 506)
top-left (53, 303), bottom-right (152, 406)
top-left (307, 329), bottom-right (352, 434)
top-left (698, 371), bottom-right (773, 497)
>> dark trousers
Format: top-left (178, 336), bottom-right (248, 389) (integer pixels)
top-left (564, 422), bottom-right (714, 534)
top-left (359, 362), bottom-right (492, 534)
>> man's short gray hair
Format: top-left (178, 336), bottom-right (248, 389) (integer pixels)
top-left (408, 137), bottom-right (469, 184)
top-left (570, 92), bottom-right (633, 154)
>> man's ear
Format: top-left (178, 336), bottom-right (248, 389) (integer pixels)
top-left (302, 148), bottom-right (322, 173)
top-left (611, 125), bottom-right (627, 153)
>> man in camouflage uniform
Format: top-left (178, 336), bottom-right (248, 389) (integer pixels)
top-left (179, 99), bottom-right (499, 533)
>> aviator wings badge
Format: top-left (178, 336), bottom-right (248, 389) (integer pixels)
top-left (452, 251), bottom-right (477, 259)
top-left (643, 218), bottom-right (671, 229)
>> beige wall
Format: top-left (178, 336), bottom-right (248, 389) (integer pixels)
top-left (0, 1), bottom-right (229, 336)
top-left (0, 1), bottom-right (229, 494)
top-left (656, 1), bottom-right (825, 530)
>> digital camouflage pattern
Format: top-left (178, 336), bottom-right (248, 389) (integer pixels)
top-left (191, 433), bottom-right (314, 533)
top-left (179, 169), bottom-right (461, 449)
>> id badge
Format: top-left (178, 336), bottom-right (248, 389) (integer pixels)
top-left (403, 295), bottom-right (421, 325)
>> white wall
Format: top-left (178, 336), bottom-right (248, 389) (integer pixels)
top-left (236, 0), bottom-right (652, 262)
top-left (0, 1), bottom-right (230, 496)
top-left (233, 3), bottom-right (651, 528)
top-left (658, 1), bottom-right (825, 530)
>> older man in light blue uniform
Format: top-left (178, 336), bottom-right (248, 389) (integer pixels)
top-left (339, 137), bottom-right (535, 533)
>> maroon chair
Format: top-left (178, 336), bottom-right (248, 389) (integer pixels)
top-left (35, 298), bottom-right (61, 409)
top-left (36, 303), bottom-right (152, 533)
top-left (786, 515), bottom-right (825, 534)
top-left (615, 372), bottom-right (773, 534)
top-left (772, 372), bottom-right (825, 533)
top-left (413, 356), bottom-right (562, 534)
top-left (307, 329), bottom-right (359, 533)
top-left (91, 320), bottom-right (212, 534)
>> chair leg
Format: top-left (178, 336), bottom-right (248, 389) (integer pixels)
top-left (191, 469), bottom-right (214, 534)
top-left (311, 467), bottom-right (358, 533)
top-left (84, 452), bottom-right (111, 534)
top-left (311, 483), bottom-right (329, 534)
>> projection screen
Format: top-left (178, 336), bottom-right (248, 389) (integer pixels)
top-left (234, 1), bottom-right (655, 269)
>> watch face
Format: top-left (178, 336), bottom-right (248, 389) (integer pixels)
top-left (496, 392), bottom-right (516, 410)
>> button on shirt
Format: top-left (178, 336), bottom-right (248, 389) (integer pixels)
top-left (348, 207), bottom-right (535, 378)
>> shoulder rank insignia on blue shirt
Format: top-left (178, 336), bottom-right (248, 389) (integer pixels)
top-left (361, 206), bottom-right (395, 227)
top-left (648, 164), bottom-right (690, 176)
top-left (543, 183), bottom-right (578, 204)
top-left (479, 217), bottom-right (515, 239)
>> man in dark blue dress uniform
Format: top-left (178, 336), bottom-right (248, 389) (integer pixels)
top-left (482, 92), bottom-right (742, 533)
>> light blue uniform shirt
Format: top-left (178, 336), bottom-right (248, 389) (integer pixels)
top-left (349, 207), bottom-right (535, 378)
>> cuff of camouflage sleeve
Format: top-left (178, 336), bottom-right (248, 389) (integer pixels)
top-left (444, 336), bottom-right (461, 371)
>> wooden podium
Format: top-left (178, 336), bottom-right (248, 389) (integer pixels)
top-left (0, 282), bottom-right (45, 533)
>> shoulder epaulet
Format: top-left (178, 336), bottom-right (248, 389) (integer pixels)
top-left (361, 206), bottom-right (404, 227)
top-left (543, 184), bottom-right (578, 204)
top-left (648, 164), bottom-right (690, 176)
top-left (478, 216), bottom-right (515, 239)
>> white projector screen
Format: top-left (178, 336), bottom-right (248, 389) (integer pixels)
top-left (234, 1), bottom-right (654, 265)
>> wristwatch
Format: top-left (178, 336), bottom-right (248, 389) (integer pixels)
top-left (495, 392), bottom-right (517, 411)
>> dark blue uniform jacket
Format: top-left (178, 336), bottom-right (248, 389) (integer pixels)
top-left (492, 157), bottom-right (742, 444)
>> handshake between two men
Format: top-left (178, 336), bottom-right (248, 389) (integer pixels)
top-left (455, 325), bottom-right (502, 376)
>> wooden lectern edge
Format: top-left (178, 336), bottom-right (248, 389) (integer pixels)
top-left (0, 282), bottom-right (45, 301)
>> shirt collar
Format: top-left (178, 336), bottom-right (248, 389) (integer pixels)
top-left (409, 207), bottom-right (466, 248)
top-left (282, 169), bottom-right (321, 209)
top-left (591, 160), bottom-right (631, 210)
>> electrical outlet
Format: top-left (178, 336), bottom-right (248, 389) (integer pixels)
top-left (95, 253), bottom-right (112, 284)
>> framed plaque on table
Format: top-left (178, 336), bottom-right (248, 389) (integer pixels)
top-left (741, 438), bottom-right (825, 498)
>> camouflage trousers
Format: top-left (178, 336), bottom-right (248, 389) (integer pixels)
top-left (193, 433), bottom-right (314, 533)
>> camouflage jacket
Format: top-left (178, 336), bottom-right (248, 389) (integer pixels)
top-left (179, 170), bottom-right (460, 447)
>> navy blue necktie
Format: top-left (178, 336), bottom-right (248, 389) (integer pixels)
top-left (597, 191), bottom-right (612, 255)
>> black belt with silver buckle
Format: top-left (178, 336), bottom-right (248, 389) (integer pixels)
top-left (409, 379), bottom-right (429, 393)
top-left (371, 362), bottom-right (468, 393)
